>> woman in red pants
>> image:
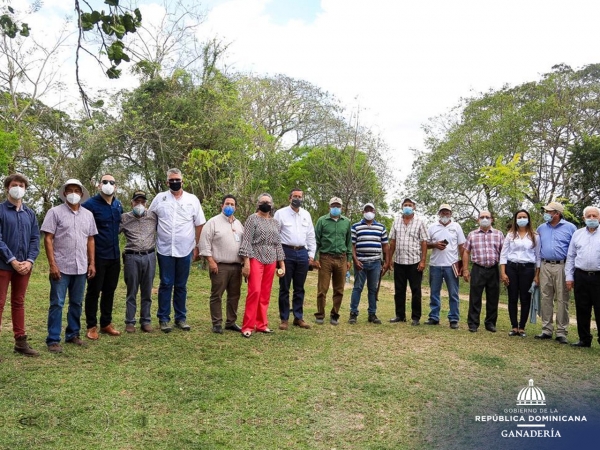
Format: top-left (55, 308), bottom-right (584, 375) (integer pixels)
top-left (239, 193), bottom-right (285, 337)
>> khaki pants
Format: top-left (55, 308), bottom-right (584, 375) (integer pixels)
top-left (315, 254), bottom-right (347, 320)
top-left (540, 261), bottom-right (570, 337)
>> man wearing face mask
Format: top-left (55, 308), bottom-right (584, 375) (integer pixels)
top-left (119, 191), bottom-right (157, 333)
top-left (565, 206), bottom-right (600, 348)
top-left (82, 174), bottom-right (123, 340)
top-left (42, 179), bottom-right (97, 353)
top-left (387, 198), bottom-right (429, 326)
top-left (199, 195), bottom-right (244, 334)
top-left (150, 168), bottom-right (206, 333)
top-left (313, 197), bottom-right (352, 326)
top-left (349, 203), bottom-right (390, 324)
top-left (426, 204), bottom-right (466, 328)
top-left (0, 174), bottom-right (40, 356)
top-left (274, 188), bottom-right (316, 330)
top-left (535, 201), bottom-right (576, 344)
top-left (462, 211), bottom-right (504, 333)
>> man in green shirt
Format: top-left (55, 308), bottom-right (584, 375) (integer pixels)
top-left (314, 197), bottom-right (352, 325)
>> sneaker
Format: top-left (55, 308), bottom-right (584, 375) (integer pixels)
top-left (47, 343), bottom-right (63, 353)
top-left (368, 314), bottom-right (382, 324)
top-left (175, 320), bottom-right (191, 331)
top-left (66, 336), bottom-right (86, 346)
top-left (348, 312), bottom-right (358, 324)
top-left (330, 317), bottom-right (339, 326)
top-left (160, 321), bottom-right (172, 333)
top-left (424, 318), bottom-right (439, 325)
top-left (315, 318), bottom-right (325, 325)
top-left (125, 324), bottom-right (136, 333)
top-left (449, 321), bottom-right (459, 329)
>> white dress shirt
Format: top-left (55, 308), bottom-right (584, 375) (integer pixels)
top-left (499, 232), bottom-right (541, 266)
top-left (150, 190), bottom-right (206, 257)
top-left (273, 206), bottom-right (316, 258)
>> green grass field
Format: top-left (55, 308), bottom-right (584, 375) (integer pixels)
top-left (0, 259), bottom-right (599, 450)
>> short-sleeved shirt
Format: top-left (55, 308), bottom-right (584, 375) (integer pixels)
top-left (199, 213), bottom-right (244, 264)
top-left (0, 200), bottom-right (40, 271)
top-left (41, 203), bottom-right (98, 275)
top-left (351, 219), bottom-right (388, 262)
top-left (120, 210), bottom-right (158, 253)
top-left (238, 214), bottom-right (285, 265)
top-left (389, 215), bottom-right (429, 265)
top-left (81, 194), bottom-right (123, 260)
top-left (428, 221), bottom-right (466, 267)
top-left (463, 227), bottom-right (504, 267)
top-left (149, 190), bottom-right (206, 257)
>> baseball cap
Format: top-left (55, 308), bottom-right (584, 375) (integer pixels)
top-left (363, 202), bottom-right (375, 210)
top-left (132, 190), bottom-right (147, 201)
top-left (542, 201), bottom-right (564, 213)
top-left (438, 203), bottom-right (452, 213)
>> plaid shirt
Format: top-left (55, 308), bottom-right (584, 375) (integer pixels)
top-left (464, 227), bottom-right (504, 267)
top-left (389, 215), bottom-right (429, 265)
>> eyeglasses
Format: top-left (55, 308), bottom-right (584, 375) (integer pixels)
top-left (101, 180), bottom-right (115, 185)
top-left (479, 216), bottom-right (491, 219)
top-left (168, 179), bottom-right (182, 183)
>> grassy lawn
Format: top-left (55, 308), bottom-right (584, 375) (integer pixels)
top-left (1, 259), bottom-right (599, 449)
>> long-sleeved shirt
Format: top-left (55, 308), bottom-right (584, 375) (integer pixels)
top-left (536, 219), bottom-right (577, 262)
top-left (463, 227), bottom-right (504, 267)
top-left (565, 227), bottom-right (600, 281)
top-left (120, 210), bottom-right (157, 252)
top-left (315, 214), bottom-right (352, 261)
top-left (81, 194), bottom-right (123, 260)
top-left (273, 206), bottom-right (316, 258)
top-left (0, 200), bottom-right (40, 271)
top-left (199, 213), bottom-right (244, 264)
top-left (239, 213), bottom-right (284, 265)
top-left (499, 232), bottom-right (540, 266)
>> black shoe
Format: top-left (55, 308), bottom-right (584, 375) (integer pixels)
top-left (519, 331), bottom-right (527, 337)
top-left (368, 314), bottom-right (382, 324)
top-left (555, 336), bottom-right (568, 344)
top-left (212, 325), bottom-right (223, 334)
top-left (508, 330), bottom-right (519, 336)
top-left (570, 341), bottom-right (591, 348)
top-left (348, 312), bottom-right (358, 324)
top-left (411, 319), bottom-right (420, 326)
top-left (485, 324), bottom-right (496, 333)
top-left (449, 321), bottom-right (459, 329)
top-left (534, 333), bottom-right (552, 340)
top-left (424, 319), bottom-right (439, 325)
top-left (225, 323), bottom-right (242, 332)
top-left (389, 317), bottom-right (406, 323)
top-left (468, 327), bottom-right (478, 333)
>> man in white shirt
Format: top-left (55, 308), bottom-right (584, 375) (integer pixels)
top-left (274, 188), bottom-right (316, 330)
top-left (426, 204), bottom-right (466, 328)
top-left (149, 168), bottom-right (206, 333)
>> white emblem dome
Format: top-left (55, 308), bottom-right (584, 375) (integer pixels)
top-left (516, 379), bottom-right (546, 406)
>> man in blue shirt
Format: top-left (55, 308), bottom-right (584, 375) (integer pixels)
top-left (535, 201), bottom-right (577, 344)
top-left (349, 203), bottom-right (389, 324)
top-left (82, 174), bottom-right (123, 339)
top-left (0, 174), bottom-right (40, 356)
top-left (565, 206), bottom-right (600, 347)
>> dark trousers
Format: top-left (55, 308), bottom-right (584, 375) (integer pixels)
top-left (573, 269), bottom-right (600, 344)
top-left (393, 262), bottom-right (422, 321)
top-left (209, 263), bottom-right (242, 327)
top-left (467, 264), bottom-right (500, 329)
top-left (85, 257), bottom-right (121, 328)
top-left (506, 262), bottom-right (535, 329)
top-left (279, 246), bottom-right (309, 321)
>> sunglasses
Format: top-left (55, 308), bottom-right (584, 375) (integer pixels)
top-left (101, 180), bottom-right (115, 185)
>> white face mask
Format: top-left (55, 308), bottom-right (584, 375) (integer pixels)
top-left (479, 218), bottom-right (491, 228)
top-left (363, 212), bottom-right (375, 221)
top-left (66, 193), bottom-right (81, 205)
top-left (101, 183), bottom-right (115, 196)
top-left (439, 216), bottom-right (451, 225)
top-left (133, 204), bottom-right (146, 216)
top-left (8, 186), bottom-right (25, 200)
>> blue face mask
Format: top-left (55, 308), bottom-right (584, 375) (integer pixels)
top-left (516, 218), bottom-right (529, 227)
top-left (586, 219), bottom-right (599, 229)
top-left (543, 213), bottom-right (553, 223)
top-left (402, 207), bottom-right (414, 215)
top-left (223, 205), bottom-right (235, 217)
top-left (330, 207), bottom-right (341, 217)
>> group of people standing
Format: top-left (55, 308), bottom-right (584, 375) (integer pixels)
top-left (1, 169), bottom-right (599, 356)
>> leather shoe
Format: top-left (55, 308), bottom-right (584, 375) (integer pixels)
top-left (279, 320), bottom-right (289, 330)
top-left (66, 336), bottom-right (86, 346)
top-left (424, 319), bottom-right (439, 325)
top-left (293, 318), bottom-right (311, 329)
top-left (257, 328), bottom-right (274, 334)
top-left (534, 333), bottom-right (552, 340)
top-left (411, 320), bottom-right (420, 326)
top-left (100, 324), bottom-right (121, 336)
top-left (555, 336), bottom-right (568, 344)
top-left (468, 327), bottom-right (478, 333)
top-left (390, 317), bottom-right (406, 323)
top-left (125, 324), bottom-right (136, 333)
top-left (570, 341), bottom-right (591, 348)
top-left (225, 323), bottom-right (242, 332)
top-left (212, 325), bottom-right (223, 334)
top-left (86, 326), bottom-right (99, 340)
top-left (508, 330), bottom-right (519, 336)
top-left (141, 323), bottom-right (153, 333)
top-left (485, 324), bottom-right (497, 333)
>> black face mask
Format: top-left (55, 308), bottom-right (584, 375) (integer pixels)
top-left (291, 198), bottom-right (302, 208)
top-left (258, 203), bottom-right (272, 213)
top-left (168, 181), bottom-right (182, 192)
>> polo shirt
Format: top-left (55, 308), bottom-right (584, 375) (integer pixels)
top-left (351, 219), bottom-right (388, 262)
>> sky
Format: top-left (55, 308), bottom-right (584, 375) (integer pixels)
top-left (7, 0), bottom-right (600, 187)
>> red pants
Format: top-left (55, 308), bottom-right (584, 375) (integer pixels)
top-left (242, 259), bottom-right (276, 333)
top-left (0, 268), bottom-right (32, 338)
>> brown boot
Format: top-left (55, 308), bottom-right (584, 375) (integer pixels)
top-left (279, 320), bottom-right (289, 330)
top-left (14, 335), bottom-right (40, 357)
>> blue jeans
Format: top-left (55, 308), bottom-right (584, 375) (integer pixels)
top-left (46, 273), bottom-right (87, 345)
top-left (278, 246), bottom-right (309, 321)
top-left (157, 252), bottom-right (192, 323)
top-left (429, 265), bottom-right (460, 322)
top-left (350, 260), bottom-right (381, 315)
